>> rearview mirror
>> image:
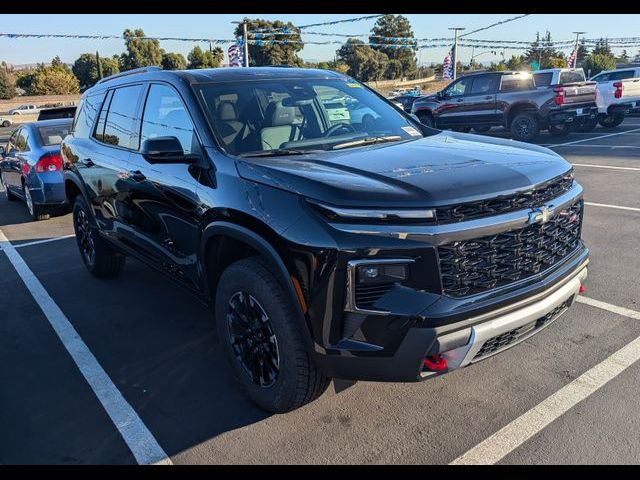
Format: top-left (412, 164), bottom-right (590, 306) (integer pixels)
top-left (140, 137), bottom-right (197, 165)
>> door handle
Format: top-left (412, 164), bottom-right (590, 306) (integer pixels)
top-left (129, 170), bottom-right (146, 182)
top-left (80, 158), bottom-right (95, 167)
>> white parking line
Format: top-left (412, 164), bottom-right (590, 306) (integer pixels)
top-left (0, 229), bottom-right (172, 466)
top-left (547, 127), bottom-right (640, 147)
top-left (585, 202), bottom-right (640, 213)
top-left (573, 163), bottom-right (640, 171)
top-left (451, 299), bottom-right (640, 465)
top-left (564, 145), bottom-right (640, 149)
top-left (14, 234), bottom-right (76, 249)
top-left (576, 296), bottom-right (640, 320)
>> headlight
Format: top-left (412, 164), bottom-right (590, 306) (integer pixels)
top-left (307, 199), bottom-right (435, 224)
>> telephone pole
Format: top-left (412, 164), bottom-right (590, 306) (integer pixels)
top-left (572, 31), bottom-right (586, 67)
top-left (449, 27), bottom-right (466, 80)
top-left (231, 20), bottom-right (250, 67)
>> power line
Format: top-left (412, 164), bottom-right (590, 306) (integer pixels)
top-left (459, 14), bottom-right (531, 38)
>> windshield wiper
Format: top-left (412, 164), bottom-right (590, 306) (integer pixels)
top-left (238, 149), bottom-right (322, 158)
top-left (330, 135), bottom-right (403, 150)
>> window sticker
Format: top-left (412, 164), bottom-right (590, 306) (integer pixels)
top-left (402, 126), bottom-right (421, 136)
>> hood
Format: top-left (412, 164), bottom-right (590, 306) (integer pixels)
top-left (235, 131), bottom-right (572, 208)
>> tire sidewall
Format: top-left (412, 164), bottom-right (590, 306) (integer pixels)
top-left (72, 196), bottom-right (98, 272)
top-left (511, 113), bottom-right (539, 142)
top-left (215, 259), bottom-right (305, 412)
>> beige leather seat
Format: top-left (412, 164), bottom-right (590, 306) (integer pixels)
top-left (260, 101), bottom-right (302, 150)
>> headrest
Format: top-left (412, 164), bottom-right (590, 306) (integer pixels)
top-left (265, 101), bottom-right (296, 127)
top-left (217, 101), bottom-right (238, 122)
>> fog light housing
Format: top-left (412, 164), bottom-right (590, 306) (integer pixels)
top-left (356, 263), bottom-right (409, 286)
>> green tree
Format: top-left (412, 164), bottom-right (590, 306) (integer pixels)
top-left (337, 39), bottom-right (388, 81)
top-left (161, 52), bottom-right (187, 70)
top-left (617, 49), bottom-right (630, 64)
top-left (583, 52), bottom-right (617, 76)
top-left (506, 55), bottom-right (528, 71)
top-left (119, 28), bottom-right (163, 71)
top-left (524, 31), bottom-right (564, 70)
top-left (234, 18), bottom-right (303, 66)
top-left (72, 53), bottom-right (121, 89)
top-left (369, 14), bottom-right (418, 79)
top-left (384, 59), bottom-right (403, 80)
top-left (24, 63), bottom-right (79, 95)
top-left (186, 46), bottom-right (223, 69)
top-left (576, 39), bottom-right (589, 67)
top-left (592, 38), bottom-right (613, 57)
top-left (0, 65), bottom-right (17, 99)
top-left (488, 61), bottom-right (507, 72)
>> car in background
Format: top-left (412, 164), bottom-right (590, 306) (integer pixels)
top-left (9, 104), bottom-right (41, 115)
top-left (412, 70), bottom-right (597, 141)
top-left (38, 105), bottom-right (77, 121)
top-left (0, 116), bottom-right (12, 128)
top-left (0, 118), bottom-right (71, 220)
top-left (589, 67), bottom-right (640, 128)
top-left (322, 100), bottom-right (351, 124)
top-left (389, 94), bottom-right (421, 113)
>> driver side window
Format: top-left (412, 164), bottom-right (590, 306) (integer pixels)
top-left (446, 78), bottom-right (471, 97)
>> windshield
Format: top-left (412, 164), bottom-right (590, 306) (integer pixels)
top-left (195, 77), bottom-right (425, 156)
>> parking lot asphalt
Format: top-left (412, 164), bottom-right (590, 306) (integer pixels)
top-left (1, 118), bottom-right (640, 464)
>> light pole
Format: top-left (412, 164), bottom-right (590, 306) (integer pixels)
top-left (231, 20), bottom-right (250, 67)
top-left (449, 27), bottom-right (466, 80)
top-left (572, 31), bottom-right (586, 67)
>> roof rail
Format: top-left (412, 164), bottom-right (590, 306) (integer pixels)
top-left (97, 66), bottom-right (161, 85)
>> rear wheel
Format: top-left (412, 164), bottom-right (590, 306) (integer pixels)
top-left (24, 185), bottom-right (50, 221)
top-left (1, 120), bottom-right (10, 128)
top-left (1, 175), bottom-right (18, 201)
top-left (417, 112), bottom-right (434, 128)
top-left (72, 195), bottom-right (125, 277)
top-left (510, 112), bottom-right (540, 142)
top-left (548, 124), bottom-right (571, 136)
top-left (598, 113), bottom-right (625, 129)
top-left (215, 257), bottom-right (329, 413)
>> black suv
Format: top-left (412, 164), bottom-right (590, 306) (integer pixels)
top-left (62, 66), bottom-right (589, 413)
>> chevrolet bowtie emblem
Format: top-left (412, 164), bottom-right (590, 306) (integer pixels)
top-left (528, 206), bottom-right (553, 225)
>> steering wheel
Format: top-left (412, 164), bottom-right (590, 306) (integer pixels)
top-left (324, 122), bottom-right (356, 137)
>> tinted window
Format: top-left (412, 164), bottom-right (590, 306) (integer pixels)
top-left (559, 71), bottom-right (585, 84)
top-left (73, 92), bottom-right (104, 138)
top-left (592, 73), bottom-right (609, 82)
top-left (500, 75), bottom-right (535, 92)
top-left (609, 70), bottom-right (636, 81)
top-left (94, 90), bottom-right (113, 143)
top-left (470, 75), bottom-right (499, 94)
top-left (38, 124), bottom-right (71, 146)
top-left (141, 84), bottom-right (197, 155)
top-left (533, 72), bottom-right (553, 87)
top-left (445, 77), bottom-right (472, 96)
top-left (101, 85), bottom-right (143, 149)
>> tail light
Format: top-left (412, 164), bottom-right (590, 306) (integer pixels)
top-left (613, 81), bottom-right (623, 99)
top-left (554, 86), bottom-right (564, 106)
top-left (35, 153), bottom-right (62, 173)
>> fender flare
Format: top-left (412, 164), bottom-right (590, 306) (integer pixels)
top-left (200, 221), bottom-right (315, 352)
top-left (63, 170), bottom-right (97, 222)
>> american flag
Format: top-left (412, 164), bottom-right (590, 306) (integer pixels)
top-left (567, 47), bottom-right (578, 68)
top-left (228, 43), bottom-right (244, 67)
top-left (442, 46), bottom-right (454, 80)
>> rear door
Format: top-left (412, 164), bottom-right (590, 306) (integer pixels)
top-left (463, 74), bottom-right (500, 124)
top-left (124, 82), bottom-right (203, 289)
top-left (3, 127), bottom-right (30, 191)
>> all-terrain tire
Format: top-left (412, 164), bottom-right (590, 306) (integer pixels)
top-left (510, 112), bottom-right (540, 142)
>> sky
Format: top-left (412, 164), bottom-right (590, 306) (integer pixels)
top-left (2, 14), bottom-right (639, 67)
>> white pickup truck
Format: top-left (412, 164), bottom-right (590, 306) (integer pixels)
top-left (8, 104), bottom-right (41, 115)
top-left (589, 67), bottom-right (640, 128)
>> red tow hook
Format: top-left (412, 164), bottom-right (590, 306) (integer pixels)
top-left (423, 354), bottom-right (448, 372)
top-left (579, 284), bottom-right (586, 294)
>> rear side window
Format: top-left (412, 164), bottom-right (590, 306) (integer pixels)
top-left (38, 124), bottom-right (71, 146)
top-left (559, 71), bottom-right (585, 84)
top-left (609, 70), bottom-right (635, 81)
top-left (96, 85), bottom-right (143, 149)
top-left (470, 75), bottom-right (499, 94)
top-left (533, 72), bottom-right (553, 87)
top-left (73, 92), bottom-right (104, 138)
top-left (140, 84), bottom-right (198, 155)
top-left (15, 128), bottom-right (30, 152)
top-left (500, 75), bottom-right (535, 92)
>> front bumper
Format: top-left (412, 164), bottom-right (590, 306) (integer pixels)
top-left (548, 106), bottom-right (598, 125)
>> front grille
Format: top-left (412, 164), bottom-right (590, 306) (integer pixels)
top-left (438, 201), bottom-right (583, 297)
top-left (355, 282), bottom-right (394, 310)
top-left (473, 299), bottom-right (572, 360)
top-left (435, 174), bottom-right (574, 224)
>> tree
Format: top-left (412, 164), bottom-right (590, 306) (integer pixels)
top-left (488, 61), bottom-right (507, 72)
top-left (385, 59), bottom-right (403, 80)
top-left (337, 39), bottom-right (389, 82)
top-left (634, 51), bottom-right (640, 63)
top-left (369, 14), bottom-right (418, 79)
top-left (234, 18), bottom-right (303, 66)
top-left (23, 63), bottom-right (79, 95)
top-left (592, 38), bottom-right (613, 57)
top-left (72, 53), bottom-right (121, 89)
top-left (119, 28), bottom-right (163, 71)
top-left (0, 65), bottom-right (17, 99)
top-left (576, 39), bottom-right (589, 67)
top-left (583, 52), bottom-right (617, 76)
top-left (162, 52), bottom-right (187, 70)
top-left (506, 55), bottom-right (528, 71)
top-left (524, 31), bottom-right (564, 69)
top-left (186, 46), bottom-right (223, 69)
top-left (617, 49), bottom-right (630, 64)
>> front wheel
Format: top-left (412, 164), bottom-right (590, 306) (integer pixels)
top-left (598, 113), bottom-right (625, 129)
top-left (215, 257), bottom-right (329, 413)
top-left (548, 124), bottom-right (571, 136)
top-left (72, 195), bottom-right (125, 277)
top-left (417, 112), bottom-right (434, 128)
top-left (510, 112), bottom-right (540, 142)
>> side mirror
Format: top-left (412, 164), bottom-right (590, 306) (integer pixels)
top-left (140, 137), bottom-right (196, 165)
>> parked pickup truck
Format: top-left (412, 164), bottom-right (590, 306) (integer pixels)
top-left (9, 104), bottom-right (41, 115)
top-left (589, 67), bottom-right (640, 129)
top-left (62, 66), bottom-right (589, 412)
top-left (411, 70), bottom-right (598, 141)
